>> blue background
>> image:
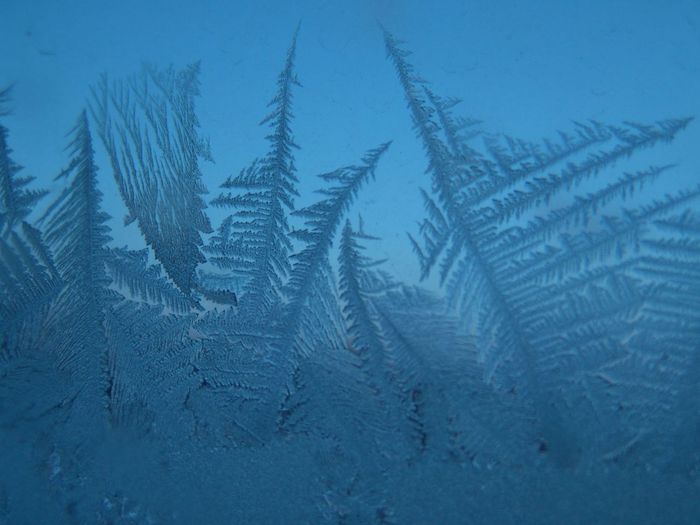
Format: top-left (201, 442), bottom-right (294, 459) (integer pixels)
top-left (2, 0), bottom-right (699, 286)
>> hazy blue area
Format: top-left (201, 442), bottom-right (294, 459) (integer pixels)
top-left (3, 0), bottom-right (699, 283)
top-left (1, 1), bottom-right (700, 524)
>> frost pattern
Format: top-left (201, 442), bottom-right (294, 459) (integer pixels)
top-left (1, 26), bottom-right (699, 525)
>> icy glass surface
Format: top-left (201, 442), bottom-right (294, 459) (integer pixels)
top-left (1, 1), bottom-right (699, 523)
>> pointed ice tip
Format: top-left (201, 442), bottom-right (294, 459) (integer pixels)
top-left (288, 21), bottom-right (301, 48)
top-left (380, 24), bottom-right (398, 49)
top-left (661, 116), bottom-right (695, 137)
top-left (0, 83), bottom-right (15, 116)
top-left (365, 141), bottom-right (392, 164)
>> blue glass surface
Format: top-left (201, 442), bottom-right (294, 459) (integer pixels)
top-left (1, 1), bottom-right (699, 523)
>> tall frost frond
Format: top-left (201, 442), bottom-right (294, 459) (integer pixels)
top-left (338, 222), bottom-right (452, 458)
top-left (272, 143), bottom-right (390, 436)
top-left (90, 63), bottom-right (212, 298)
top-left (338, 221), bottom-right (387, 389)
top-left (41, 112), bottom-right (112, 293)
top-left (210, 29), bottom-right (301, 320)
top-left (282, 141), bottom-right (391, 342)
top-left (39, 111), bottom-right (116, 420)
top-left (0, 86), bottom-right (48, 234)
top-left (0, 90), bottom-right (57, 357)
top-left (384, 29), bottom-right (698, 467)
